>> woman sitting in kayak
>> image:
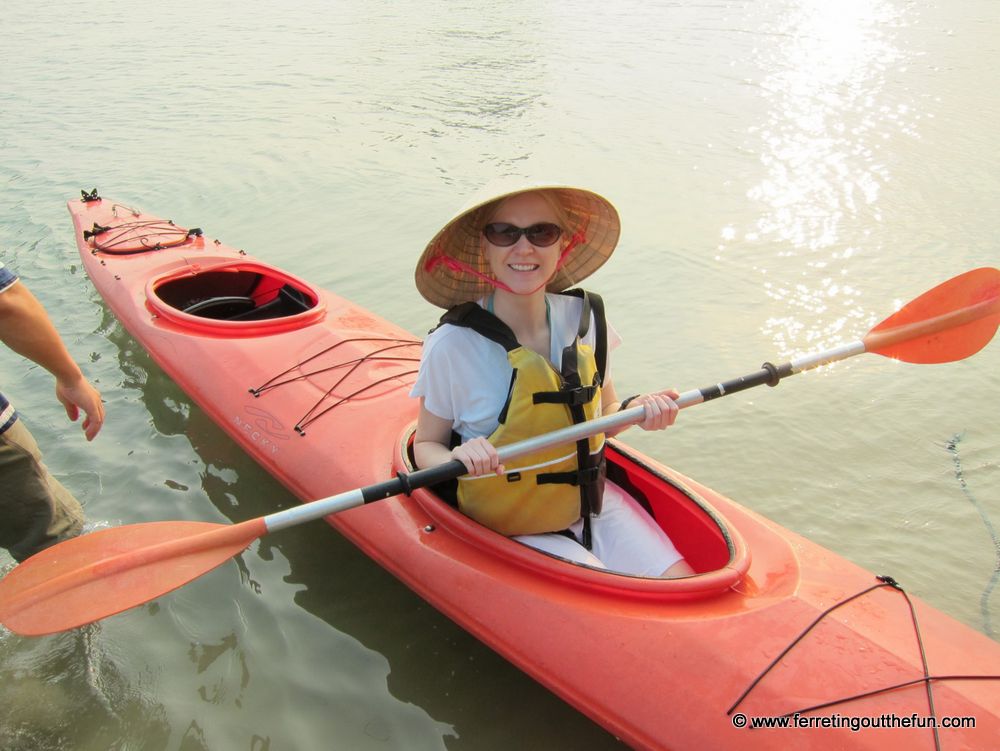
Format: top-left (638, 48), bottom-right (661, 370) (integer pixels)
top-left (411, 181), bottom-right (694, 578)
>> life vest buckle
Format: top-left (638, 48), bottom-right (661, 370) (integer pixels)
top-left (538, 464), bottom-right (602, 487)
top-left (532, 384), bottom-right (597, 407)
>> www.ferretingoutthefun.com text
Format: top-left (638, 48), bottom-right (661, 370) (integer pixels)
top-left (730, 712), bottom-right (976, 732)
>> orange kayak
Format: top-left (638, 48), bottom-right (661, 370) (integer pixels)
top-left (69, 193), bottom-right (1000, 750)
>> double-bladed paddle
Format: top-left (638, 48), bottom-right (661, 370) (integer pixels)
top-left (1, 267), bottom-right (997, 636)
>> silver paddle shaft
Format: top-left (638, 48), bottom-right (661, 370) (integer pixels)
top-left (263, 338), bottom-right (868, 533)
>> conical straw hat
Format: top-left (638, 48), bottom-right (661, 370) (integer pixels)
top-left (415, 179), bottom-right (621, 309)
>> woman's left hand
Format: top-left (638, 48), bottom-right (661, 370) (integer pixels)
top-left (632, 389), bottom-right (680, 431)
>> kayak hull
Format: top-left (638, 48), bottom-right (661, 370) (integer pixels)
top-left (69, 195), bottom-right (1000, 750)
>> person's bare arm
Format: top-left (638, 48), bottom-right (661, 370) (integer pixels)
top-left (413, 400), bottom-right (503, 476)
top-left (0, 281), bottom-right (104, 440)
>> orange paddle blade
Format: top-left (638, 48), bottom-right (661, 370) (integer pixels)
top-left (864, 267), bottom-right (1000, 363)
top-left (0, 518), bottom-right (266, 636)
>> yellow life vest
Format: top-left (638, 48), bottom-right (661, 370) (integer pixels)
top-left (438, 290), bottom-right (608, 542)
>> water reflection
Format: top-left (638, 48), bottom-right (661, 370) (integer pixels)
top-left (721, 0), bottom-right (918, 355)
top-left (0, 625), bottom-right (172, 750)
top-left (329, 6), bottom-right (549, 176)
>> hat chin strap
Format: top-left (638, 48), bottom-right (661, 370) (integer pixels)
top-left (424, 224), bottom-right (588, 298)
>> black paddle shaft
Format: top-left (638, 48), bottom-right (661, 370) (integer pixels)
top-left (693, 361), bottom-right (795, 403)
top-left (361, 459), bottom-right (468, 503)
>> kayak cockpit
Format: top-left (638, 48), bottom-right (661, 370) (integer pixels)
top-left (146, 259), bottom-right (326, 335)
top-left (397, 430), bottom-right (751, 599)
top-left (604, 442), bottom-right (743, 576)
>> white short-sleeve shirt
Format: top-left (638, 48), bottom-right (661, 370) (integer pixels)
top-left (410, 293), bottom-right (621, 443)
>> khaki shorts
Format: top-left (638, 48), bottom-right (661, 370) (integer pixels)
top-left (0, 419), bottom-right (84, 562)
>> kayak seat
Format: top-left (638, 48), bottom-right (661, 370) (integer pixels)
top-left (227, 285), bottom-right (314, 321)
top-left (182, 296), bottom-right (257, 319)
top-left (181, 287), bottom-right (314, 321)
top-left (606, 461), bottom-right (655, 517)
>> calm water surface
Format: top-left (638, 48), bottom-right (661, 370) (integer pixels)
top-left (1, 1), bottom-right (998, 748)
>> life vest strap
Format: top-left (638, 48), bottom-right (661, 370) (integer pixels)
top-left (437, 302), bottom-right (519, 351)
top-left (537, 464), bottom-right (603, 487)
top-left (559, 289), bottom-right (608, 380)
top-left (532, 384), bottom-right (598, 406)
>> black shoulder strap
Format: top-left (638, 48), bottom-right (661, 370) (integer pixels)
top-left (558, 289), bottom-right (608, 380)
top-left (435, 292), bottom-right (608, 374)
top-left (436, 302), bottom-right (520, 352)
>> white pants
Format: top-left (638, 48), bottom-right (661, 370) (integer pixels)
top-left (513, 480), bottom-right (684, 576)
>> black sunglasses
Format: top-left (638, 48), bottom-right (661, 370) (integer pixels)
top-left (483, 222), bottom-right (563, 248)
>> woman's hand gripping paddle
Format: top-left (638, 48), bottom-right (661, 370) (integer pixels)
top-left (1, 267), bottom-right (997, 636)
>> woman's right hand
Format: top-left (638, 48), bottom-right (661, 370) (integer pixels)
top-left (452, 436), bottom-right (505, 477)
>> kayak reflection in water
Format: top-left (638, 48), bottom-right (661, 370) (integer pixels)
top-left (411, 181), bottom-right (695, 578)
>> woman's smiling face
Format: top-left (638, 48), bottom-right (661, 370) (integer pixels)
top-left (483, 192), bottom-right (565, 296)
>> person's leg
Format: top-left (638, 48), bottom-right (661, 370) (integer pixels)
top-left (661, 558), bottom-right (696, 578)
top-left (589, 481), bottom-right (692, 578)
top-left (513, 528), bottom-right (606, 568)
top-left (0, 419), bottom-right (84, 562)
